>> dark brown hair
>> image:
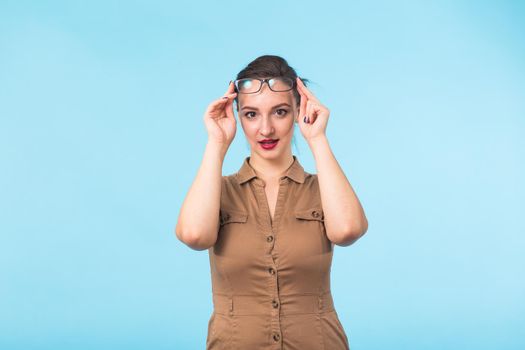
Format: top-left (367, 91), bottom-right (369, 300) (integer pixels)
top-left (233, 55), bottom-right (309, 110)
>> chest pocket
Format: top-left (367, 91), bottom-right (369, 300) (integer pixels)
top-left (292, 206), bottom-right (330, 254)
top-left (219, 209), bottom-right (248, 225)
top-left (294, 207), bottom-right (324, 222)
top-left (216, 209), bottom-right (250, 255)
top-left (294, 206), bottom-right (326, 238)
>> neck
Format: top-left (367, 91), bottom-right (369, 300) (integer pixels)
top-left (249, 152), bottom-right (294, 181)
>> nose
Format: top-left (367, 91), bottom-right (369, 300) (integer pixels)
top-left (259, 115), bottom-right (275, 136)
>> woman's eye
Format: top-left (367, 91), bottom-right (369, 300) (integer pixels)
top-left (276, 109), bottom-right (288, 117)
top-left (244, 110), bottom-right (287, 118)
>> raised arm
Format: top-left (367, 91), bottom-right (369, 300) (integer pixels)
top-left (295, 77), bottom-right (368, 246)
top-left (309, 136), bottom-right (368, 246)
top-left (175, 82), bottom-right (238, 251)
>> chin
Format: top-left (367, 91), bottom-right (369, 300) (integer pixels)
top-left (254, 150), bottom-right (277, 158)
top-left (252, 143), bottom-right (287, 160)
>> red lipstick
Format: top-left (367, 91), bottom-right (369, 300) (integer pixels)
top-left (258, 138), bottom-right (279, 150)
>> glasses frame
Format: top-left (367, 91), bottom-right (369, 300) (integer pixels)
top-left (233, 77), bottom-right (296, 94)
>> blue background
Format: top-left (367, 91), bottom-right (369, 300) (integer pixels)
top-left (1, 1), bottom-right (524, 349)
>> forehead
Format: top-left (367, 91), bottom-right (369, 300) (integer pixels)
top-left (238, 88), bottom-right (295, 109)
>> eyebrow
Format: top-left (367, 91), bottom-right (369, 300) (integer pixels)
top-left (241, 103), bottom-right (291, 111)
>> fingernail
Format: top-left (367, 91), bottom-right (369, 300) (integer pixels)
top-left (303, 116), bottom-right (307, 123)
top-left (222, 96), bottom-right (228, 99)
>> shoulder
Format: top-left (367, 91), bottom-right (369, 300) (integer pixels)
top-left (220, 174), bottom-right (236, 195)
top-left (293, 171), bottom-right (322, 206)
top-left (221, 173), bottom-right (238, 187)
top-left (304, 171), bottom-right (317, 180)
top-left (220, 174), bottom-right (248, 211)
top-left (301, 171), bottom-right (320, 189)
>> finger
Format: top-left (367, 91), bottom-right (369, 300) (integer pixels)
top-left (298, 101), bottom-right (307, 126)
top-left (295, 93), bottom-right (303, 123)
top-left (206, 94), bottom-right (236, 115)
top-left (298, 88), bottom-right (307, 123)
top-left (296, 77), bottom-right (320, 103)
top-left (212, 94), bottom-right (234, 107)
top-left (305, 100), bottom-right (313, 124)
top-left (311, 104), bottom-right (323, 124)
top-left (224, 80), bottom-right (236, 96)
top-left (206, 99), bottom-right (227, 114)
top-left (225, 94), bottom-right (236, 120)
top-left (218, 92), bottom-right (237, 105)
top-left (224, 80), bottom-right (235, 96)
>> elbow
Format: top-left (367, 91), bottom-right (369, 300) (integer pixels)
top-left (331, 232), bottom-right (360, 247)
top-left (331, 219), bottom-right (368, 247)
top-left (358, 217), bottom-right (369, 237)
top-left (175, 224), bottom-right (215, 251)
top-left (186, 236), bottom-right (214, 251)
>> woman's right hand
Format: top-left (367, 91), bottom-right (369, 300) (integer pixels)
top-left (203, 81), bottom-right (238, 148)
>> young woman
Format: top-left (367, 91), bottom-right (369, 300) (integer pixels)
top-left (176, 55), bottom-right (368, 349)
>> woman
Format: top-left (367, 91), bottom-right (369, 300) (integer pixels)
top-left (176, 55), bottom-right (368, 349)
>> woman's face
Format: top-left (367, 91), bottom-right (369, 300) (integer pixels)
top-left (236, 81), bottom-right (299, 161)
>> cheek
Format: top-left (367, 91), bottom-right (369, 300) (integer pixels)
top-left (278, 118), bottom-right (295, 137)
top-left (241, 122), bottom-right (259, 142)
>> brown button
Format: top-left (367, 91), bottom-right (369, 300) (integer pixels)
top-left (267, 235), bottom-right (274, 242)
top-left (268, 267), bottom-right (275, 275)
top-left (273, 333), bottom-right (280, 341)
top-left (272, 300), bottom-right (279, 308)
top-left (311, 210), bottom-right (320, 218)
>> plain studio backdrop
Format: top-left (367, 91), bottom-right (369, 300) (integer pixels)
top-left (1, 1), bottom-right (523, 349)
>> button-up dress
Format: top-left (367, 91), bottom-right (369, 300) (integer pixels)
top-left (206, 155), bottom-right (350, 349)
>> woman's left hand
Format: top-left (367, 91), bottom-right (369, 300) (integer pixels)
top-left (295, 77), bottom-right (329, 142)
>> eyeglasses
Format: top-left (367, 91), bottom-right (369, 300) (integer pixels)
top-left (234, 77), bottom-right (295, 94)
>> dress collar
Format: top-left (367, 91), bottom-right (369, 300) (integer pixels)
top-left (236, 155), bottom-right (306, 185)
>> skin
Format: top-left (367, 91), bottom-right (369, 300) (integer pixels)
top-left (235, 79), bottom-right (299, 221)
top-left (176, 76), bottom-right (368, 250)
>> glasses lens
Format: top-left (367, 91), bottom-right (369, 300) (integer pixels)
top-left (268, 77), bottom-right (294, 92)
top-left (236, 79), bottom-right (261, 93)
top-left (235, 77), bottom-right (294, 93)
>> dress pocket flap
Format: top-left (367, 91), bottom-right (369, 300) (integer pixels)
top-left (294, 207), bottom-right (324, 221)
top-left (220, 210), bottom-right (248, 225)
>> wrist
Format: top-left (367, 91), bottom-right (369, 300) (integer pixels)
top-left (306, 134), bottom-right (328, 147)
top-left (206, 139), bottom-right (229, 158)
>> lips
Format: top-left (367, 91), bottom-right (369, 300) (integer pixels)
top-left (259, 139), bottom-right (279, 150)
top-left (259, 139), bottom-right (278, 144)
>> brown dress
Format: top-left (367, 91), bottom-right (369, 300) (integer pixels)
top-left (206, 155), bottom-right (350, 349)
